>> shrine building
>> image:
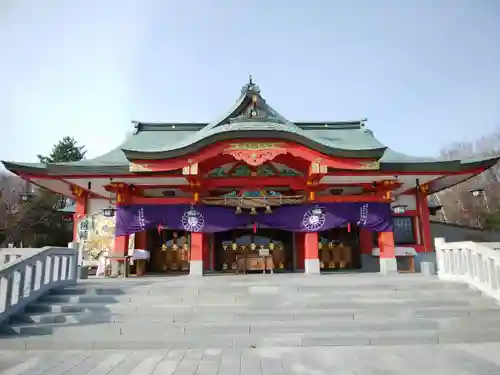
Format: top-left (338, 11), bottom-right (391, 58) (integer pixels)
top-left (3, 78), bottom-right (499, 276)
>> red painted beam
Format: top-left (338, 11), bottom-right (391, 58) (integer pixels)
top-left (200, 176), bottom-right (306, 189)
top-left (128, 197), bottom-right (194, 205)
top-left (60, 178), bottom-right (107, 199)
top-left (314, 195), bottom-right (388, 203)
top-left (128, 194), bottom-right (388, 205)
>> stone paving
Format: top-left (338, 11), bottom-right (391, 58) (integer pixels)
top-left (2, 274), bottom-right (500, 373)
top-left (2, 344), bottom-right (500, 374)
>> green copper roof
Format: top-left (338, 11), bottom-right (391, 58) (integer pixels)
top-left (121, 78), bottom-right (387, 160)
top-left (2, 78), bottom-right (499, 180)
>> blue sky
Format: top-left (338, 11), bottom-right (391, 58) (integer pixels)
top-left (1, 0), bottom-right (499, 165)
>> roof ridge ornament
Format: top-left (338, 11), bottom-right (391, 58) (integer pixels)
top-left (241, 74), bottom-right (260, 95)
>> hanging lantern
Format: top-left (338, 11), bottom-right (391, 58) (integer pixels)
top-left (269, 241), bottom-right (275, 250)
top-left (235, 206), bottom-right (242, 214)
top-left (250, 207), bottom-right (257, 215)
top-left (102, 207), bottom-right (116, 218)
top-left (392, 204), bottom-right (407, 214)
top-left (231, 241), bottom-right (238, 250)
top-left (250, 242), bottom-right (256, 250)
top-left (311, 207), bottom-right (323, 216)
top-left (265, 205), bottom-right (272, 214)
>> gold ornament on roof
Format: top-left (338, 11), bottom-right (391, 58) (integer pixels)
top-left (129, 162), bottom-right (152, 172)
top-left (358, 161), bottom-right (380, 170)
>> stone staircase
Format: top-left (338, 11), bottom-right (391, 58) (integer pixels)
top-left (2, 273), bottom-right (500, 350)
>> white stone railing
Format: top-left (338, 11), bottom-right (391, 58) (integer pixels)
top-left (0, 247), bottom-right (78, 326)
top-left (0, 248), bottom-right (40, 265)
top-left (435, 238), bottom-right (500, 301)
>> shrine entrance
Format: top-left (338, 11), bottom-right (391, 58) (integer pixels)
top-left (318, 225), bottom-right (362, 271)
top-left (146, 229), bottom-right (191, 274)
top-left (213, 229), bottom-right (294, 273)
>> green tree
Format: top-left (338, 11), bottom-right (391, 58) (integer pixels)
top-left (3, 191), bottom-right (71, 247)
top-left (3, 137), bottom-right (87, 247)
top-left (37, 136), bottom-right (86, 163)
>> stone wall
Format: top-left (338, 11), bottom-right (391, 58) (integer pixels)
top-left (430, 220), bottom-right (500, 244)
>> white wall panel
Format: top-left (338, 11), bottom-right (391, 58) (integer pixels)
top-left (87, 198), bottom-right (110, 216)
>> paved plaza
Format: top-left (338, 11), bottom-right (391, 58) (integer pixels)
top-left (2, 274), bottom-right (500, 374)
top-left (2, 344), bottom-right (500, 374)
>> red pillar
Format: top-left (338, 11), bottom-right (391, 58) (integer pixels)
top-left (295, 232), bottom-right (305, 270)
top-left (304, 232), bottom-right (320, 274)
top-left (417, 191), bottom-right (433, 252)
top-left (114, 235), bottom-right (129, 255)
top-left (134, 230), bottom-right (148, 276)
top-left (190, 232), bottom-right (204, 276)
top-left (378, 231), bottom-right (397, 274)
top-left (359, 228), bottom-right (373, 255)
top-left (203, 234), bottom-right (211, 272)
top-left (72, 194), bottom-right (87, 241)
top-left (134, 230), bottom-right (147, 249)
top-left (111, 234), bottom-right (129, 276)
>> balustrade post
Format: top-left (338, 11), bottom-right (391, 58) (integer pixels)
top-left (22, 264), bottom-right (33, 299)
top-left (60, 256), bottom-right (68, 281)
top-left (443, 250), bottom-right (450, 274)
top-left (68, 254), bottom-right (79, 280)
top-left (434, 238), bottom-right (445, 274)
top-left (44, 256), bottom-right (52, 285)
top-left (472, 254), bottom-right (478, 280)
top-left (10, 270), bottom-right (23, 305)
top-left (52, 256), bottom-right (60, 282)
top-left (496, 264), bottom-right (500, 291)
top-left (465, 250), bottom-right (472, 276)
top-left (0, 275), bottom-right (13, 312)
top-left (481, 256), bottom-right (487, 283)
top-left (0, 276), bottom-right (11, 313)
top-left (486, 258), bottom-right (495, 289)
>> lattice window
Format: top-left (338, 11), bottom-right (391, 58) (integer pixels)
top-left (393, 217), bottom-right (415, 245)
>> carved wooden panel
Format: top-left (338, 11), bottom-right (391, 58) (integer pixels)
top-left (224, 143), bottom-right (288, 166)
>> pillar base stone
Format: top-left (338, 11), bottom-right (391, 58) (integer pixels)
top-left (189, 260), bottom-right (204, 276)
top-left (304, 259), bottom-right (320, 274)
top-left (380, 257), bottom-right (398, 275)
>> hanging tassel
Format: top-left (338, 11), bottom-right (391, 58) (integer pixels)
top-left (347, 223), bottom-right (351, 233)
top-left (253, 222), bottom-right (257, 233)
top-left (157, 223), bottom-right (162, 235)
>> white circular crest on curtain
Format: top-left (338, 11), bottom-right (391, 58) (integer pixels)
top-left (302, 207), bottom-right (326, 231)
top-left (181, 208), bottom-right (205, 232)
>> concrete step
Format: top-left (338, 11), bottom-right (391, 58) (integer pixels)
top-left (11, 306), bottom-right (500, 326)
top-left (37, 292), bottom-right (490, 306)
top-left (50, 282), bottom-right (471, 295)
top-left (2, 329), bottom-right (500, 350)
top-left (7, 315), bottom-right (500, 337)
top-left (49, 279), bottom-right (470, 296)
top-left (24, 299), bottom-right (500, 315)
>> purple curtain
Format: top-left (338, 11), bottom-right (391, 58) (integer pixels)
top-left (115, 203), bottom-right (393, 236)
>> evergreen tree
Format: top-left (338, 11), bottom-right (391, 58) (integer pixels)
top-left (3, 137), bottom-right (87, 247)
top-left (37, 136), bottom-right (86, 163)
